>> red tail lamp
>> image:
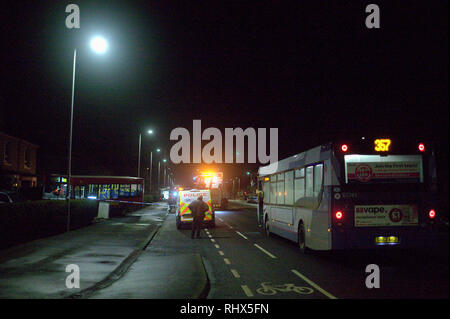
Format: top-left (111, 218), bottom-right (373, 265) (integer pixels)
top-left (335, 211), bottom-right (343, 219)
top-left (429, 209), bottom-right (436, 219)
top-left (341, 144), bottom-right (348, 152)
top-left (418, 143), bottom-right (425, 152)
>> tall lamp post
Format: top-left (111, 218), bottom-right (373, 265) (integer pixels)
top-left (67, 36), bottom-right (108, 232)
top-left (138, 129), bottom-right (154, 178)
top-left (158, 158), bottom-right (167, 190)
top-left (149, 147), bottom-right (161, 192)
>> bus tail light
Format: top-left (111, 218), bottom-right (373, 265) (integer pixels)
top-left (335, 211), bottom-right (343, 220)
top-left (429, 209), bottom-right (436, 219)
top-left (341, 144), bottom-right (348, 152)
top-left (418, 143), bottom-right (425, 152)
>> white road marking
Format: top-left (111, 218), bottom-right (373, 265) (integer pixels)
top-left (215, 244), bottom-right (220, 249)
top-left (291, 269), bottom-right (338, 299)
top-left (208, 234), bottom-right (212, 238)
top-left (218, 218), bottom-right (223, 222)
top-left (224, 258), bottom-right (231, 265)
top-left (230, 269), bottom-right (240, 278)
top-left (210, 239), bottom-right (216, 243)
top-left (236, 231), bottom-right (248, 240)
top-left (254, 244), bottom-right (277, 259)
top-left (241, 285), bottom-right (254, 297)
top-left (218, 251), bottom-right (224, 256)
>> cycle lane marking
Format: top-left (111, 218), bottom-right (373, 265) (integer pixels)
top-left (236, 231), bottom-right (248, 240)
top-left (291, 269), bottom-right (338, 299)
top-left (231, 269), bottom-right (241, 278)
top-left (254, 244), bottom-right (277, 259)
top-left (241, 285), bottom-right (254, 297)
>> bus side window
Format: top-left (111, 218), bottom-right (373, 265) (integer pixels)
top-left (88, 184), bottom-right (98, 198)
top-left (276, 173), bottom-right (284, 205)
top-left (263, 181), bottom-right (270, 204)
top-left (270, 178), bottom-right (276, 204)
top-left (120, 184), bottom-right (131, 198)
top-left (111, 184), bottom-right (119, 199)
top-left (313, 164), bottom-right (324, 208)
top-left (294, 168), bottom-right (305, 206)
top-left (305, 166), bottom-right (314, 207)
top-left (284, 170), bottom-right (294, 205)
top-left (130, 184), bottom-right (137, 197)
top-left (98, 184), bottom-right (111, 200)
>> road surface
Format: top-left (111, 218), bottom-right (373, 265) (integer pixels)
top-left (149, 201), bottom-right (448, 299)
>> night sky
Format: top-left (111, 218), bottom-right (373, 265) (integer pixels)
top-left (1, 1), bottom-right (448, 191)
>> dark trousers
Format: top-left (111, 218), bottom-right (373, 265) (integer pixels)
top-left (191, 216), bottom-right (203, 238)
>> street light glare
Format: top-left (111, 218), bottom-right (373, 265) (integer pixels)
top-left (90, 36), bottom-right (108, 54)
top-left (148, 130), bottom-right (154, 134)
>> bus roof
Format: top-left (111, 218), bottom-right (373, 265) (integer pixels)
top-left (259, 144), bottom-right (330, 177)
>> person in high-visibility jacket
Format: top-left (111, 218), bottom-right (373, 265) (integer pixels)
top-left (188, 196), bottom-right (209, 239)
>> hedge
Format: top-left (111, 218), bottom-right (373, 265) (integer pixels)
top-left (0, 200), bottom-right (98, 250)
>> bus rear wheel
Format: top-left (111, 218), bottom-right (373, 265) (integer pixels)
top-left (298, 223), bottom-right (309, 254)
top-left (265, 216), bottom-right (271, 237)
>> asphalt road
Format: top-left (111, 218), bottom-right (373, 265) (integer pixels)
top-left (160, 202), bottom-right (448, 299)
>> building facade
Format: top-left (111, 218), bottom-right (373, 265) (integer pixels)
top-left (0, 132), bottom-right (38, 189)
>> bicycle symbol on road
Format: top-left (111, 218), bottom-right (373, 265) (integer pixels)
top-left (256, 282), bottom-right (314, 295)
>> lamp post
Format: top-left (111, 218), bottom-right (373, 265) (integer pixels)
top-left (138, 129), bottom-right (154, 178)
top-left (162, 159), bottom-right (168, 187)
top-left (149, 147), bottom-right (160, 192)
top-left (67, 36), bottom-right (108, 232)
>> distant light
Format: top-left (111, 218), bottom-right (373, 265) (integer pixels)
top-left (90, 36), bottom-right (108, 54)
top-left (361, 137), bottom-right (365, 140)
top-left (148, 130), bottom-right (154, 135)
top-left (418, 143), bottom-right (425, 152)
top-left (341, 144), bottom-right (348, 152)
top-left (163, 159), bottom-right (167, 162)
top-left (429, 209), bottom-right (436, 219)
top-left (156, 148), bottom-right (161, 152)
top-left (88, 196), bottom-right (97, 200)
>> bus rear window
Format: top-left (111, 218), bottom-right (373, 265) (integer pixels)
top-left (344, 154), bottom-right (423, 184)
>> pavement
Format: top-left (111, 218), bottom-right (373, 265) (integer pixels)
top-left (0, 202), bottom-right (209, 299)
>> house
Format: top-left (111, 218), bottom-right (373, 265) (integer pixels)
top-left (0, 131), bottom-right (39, 189)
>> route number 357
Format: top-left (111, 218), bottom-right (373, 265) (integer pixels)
top-left (374, 139), bottom-right (391, 152)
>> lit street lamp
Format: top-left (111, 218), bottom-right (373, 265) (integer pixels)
top-left (149, 147), bottom-right (160, 192)
top-left (138, 129), bottom-right (154, 178)
top-left (67, 36), bottom-right (108, 232)
top-left (158, 158), bottom-right (167, 190)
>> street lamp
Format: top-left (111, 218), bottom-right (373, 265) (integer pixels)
top-left (67, 36), bottom-right (108, 232)
top-left (90, 36), bottom-right (108, 54)
top-left (149, 147), bottom-right (160, 192)
top-left (138, 129), bottom-right (154, 178)
top-left (158, 157), bottom-right (167, 190)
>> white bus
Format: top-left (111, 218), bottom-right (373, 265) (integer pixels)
top-left (257, 138), bottom-right (439, 253)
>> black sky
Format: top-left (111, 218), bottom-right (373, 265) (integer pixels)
top-left (1, 0), bottom-right (448, 188)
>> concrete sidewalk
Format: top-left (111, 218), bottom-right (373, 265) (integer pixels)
top-left (90, 212), bottom-right (210, 299)
top-left (0, 203), bottom-right (168, 299)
